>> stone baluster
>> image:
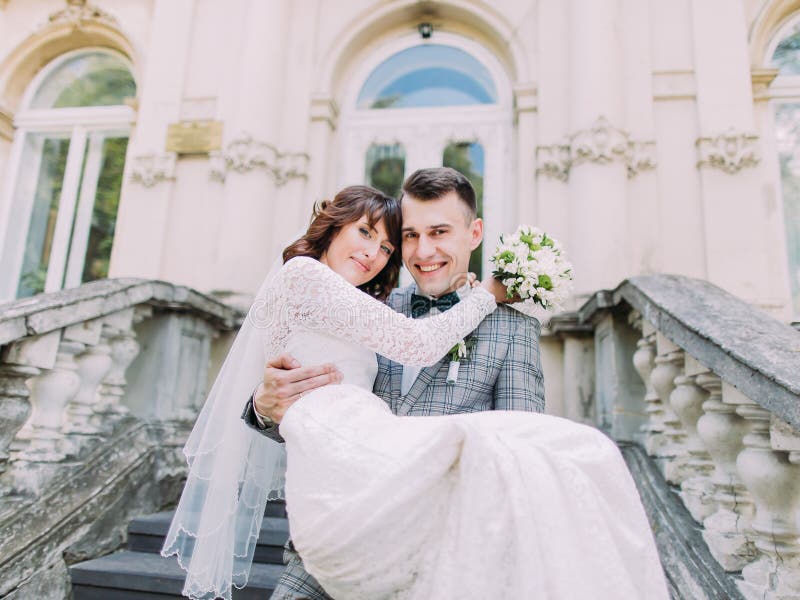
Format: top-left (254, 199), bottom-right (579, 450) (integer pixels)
top-left (0, 364), bottom-right (39, 475)
top-left (95, 309), bottom-right (139, 422)
top-left (729, 385), bottom-right (800, 600)
top-left (632, 322), bottom-right (663, 453)
top-left (696, 372), bottom-right (757, 571)
top-left (63, 318), bottom-right (111, 437)
top-left (650, 333), bottom-right (689, 482)
top-left (17, 337), bottom-right (84, 463)
top-left (672, 356), bottom-right (716, 522)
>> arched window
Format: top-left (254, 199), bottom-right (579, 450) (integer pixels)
top-left (772, 22), bottom-right (800, 76)
top-left (0, 49), bottom-right (135, 299)
top-left (356, 44), bottom-right (497, 110)
top-left (770, 24), bottom-right (800, 315)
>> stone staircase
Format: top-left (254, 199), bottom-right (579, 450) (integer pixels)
top-left (65, 445), bottom-right (747, 600)
top-left (69, 501), bottom-right (289, 599)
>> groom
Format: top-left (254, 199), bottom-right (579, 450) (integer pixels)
top-left (243, 167), bottom-right (545, 599)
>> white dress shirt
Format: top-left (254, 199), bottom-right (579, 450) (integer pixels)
top-left (400, 283), bottom-right (471, 396)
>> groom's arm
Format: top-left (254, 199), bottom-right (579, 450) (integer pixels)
top-left (494, 314), bottom-right (545, 412)
top-left (241, 355), bottom-right (342, 441)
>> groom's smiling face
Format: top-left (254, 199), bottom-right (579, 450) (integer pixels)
top-left (401, 191), bottom-right (483, 298)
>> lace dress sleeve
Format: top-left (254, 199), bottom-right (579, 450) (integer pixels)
top-left (280, 256), bottom-right (496, 367)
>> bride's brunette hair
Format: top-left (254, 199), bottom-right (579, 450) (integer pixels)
top-left (283, 185), bottom-right (402, 300)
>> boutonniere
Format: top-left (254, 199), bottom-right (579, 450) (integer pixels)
top-left (446, 337), bottom-right (475, 384)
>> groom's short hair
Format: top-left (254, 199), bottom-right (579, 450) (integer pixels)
top-left (401, 167), bottom-right (477, 221)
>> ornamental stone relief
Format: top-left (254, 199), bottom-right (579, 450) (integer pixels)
top-left (695, 129), bottom-right (760, 174)
top-left (536, 117), bottom-right (656, 182)
top-left (209, 134), bottom-right (309, 187)
top-left (46, 0), bottom-right (119, 29)
top-left (626, 140), bottom-right (658, 178)
top-left (535, 144), bottom-right (571, 182)
top-left (129, 153), bottom-right (176, 188)
top-left (571, 117), bottom-right (630, 166)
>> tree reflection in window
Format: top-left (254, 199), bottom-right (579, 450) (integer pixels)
top-left (357, 45), bottom-right (497, 110)
top-left (443, 141), bottom-right (484, 278)
top-left (773, 25), bottom-right (800, 76)
top-left (82, 137), bottom-right (129, 283)
top-left (365, 143), bottom-right (405, 199)
top-left (31, 52), bottom-right (136, 109)
top-left (17, 137), bottom-right (71, 297)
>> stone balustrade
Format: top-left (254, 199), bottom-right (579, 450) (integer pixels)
top-left (557, 274), bottom-right (800, 600)
top-left (0, 278), bottom-right (243, 598)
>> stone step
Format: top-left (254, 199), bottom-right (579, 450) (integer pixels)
top-left (70, 550), bottom-right (284, 599)
top-left (127, 510), bottom-right (289, 564)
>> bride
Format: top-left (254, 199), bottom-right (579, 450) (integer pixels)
top-left (162, 186), bottom-right (669, 600)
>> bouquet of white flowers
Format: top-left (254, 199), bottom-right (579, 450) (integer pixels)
top-left (490, 225), bottom-right (573, 312)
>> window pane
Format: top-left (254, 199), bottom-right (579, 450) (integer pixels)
top-left (365, 144), bottom-right (405, 198)
top-left (443, 141), bottom-right (484, 278)
top-left (81, 136), bottom-right (128, 283)
top-left (772, 23), bottom-right (800, 76)
top-left (30, 52), bottom-right (136, 109)
top-left (16, 136), bottom-right (71, 297)
top-left (776, 103), bottom-right (800, 316)
top-left (357, 45), bottom-right (497, 110)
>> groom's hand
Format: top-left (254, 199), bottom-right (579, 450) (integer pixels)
top-left (254, 354), bottom-right (342, 423)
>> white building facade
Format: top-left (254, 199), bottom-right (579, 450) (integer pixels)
top-left (0, 0), bottom-right (797, 320)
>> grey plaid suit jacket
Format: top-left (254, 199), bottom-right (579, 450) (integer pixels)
top-left (375, 284), bottom-right (545, 415)
top-left (269, 284), bottom-right (545, 599)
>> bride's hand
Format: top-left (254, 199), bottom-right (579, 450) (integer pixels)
top-left (479, 276), bottom-right (516, 303)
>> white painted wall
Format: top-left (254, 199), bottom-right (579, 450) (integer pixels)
top-left (0, 0), bottom-right (799, 411)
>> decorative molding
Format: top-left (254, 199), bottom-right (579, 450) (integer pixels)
top-left (751, 67), bottom-right (779, 101)
top-left (571, 116), bottom-right (630, 166)
top-left (0, 105), bottom-right (14, 142)
top-left (209, 134), bottom-right (309, 186)
top-left (535, 144), bottom-right (571, 182)
top-left (310, 94), bottom-right (339, 130)
top-left (47, 0), bottom-right (119, 29)
top-left (652, 70), bottom-right (697, 101)
top-left (695, 129), bottom-right (760, 174)
top-left (626, 140), bottom-right (658, 178)
top-left (536, 117), bottom-right (657, 182)
top-left (129, 152), bottom-right (177, 187)
top-left (513, 83), bottom-right (538, 115)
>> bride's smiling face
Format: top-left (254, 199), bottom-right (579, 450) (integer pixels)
top-left (320, 217), bottom-right (396, 287)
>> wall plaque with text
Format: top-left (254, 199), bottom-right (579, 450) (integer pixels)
top-left (165, 120), bottom-right (223, 154)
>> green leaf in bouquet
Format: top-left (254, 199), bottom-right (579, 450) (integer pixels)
top-left (498, 250), bottom-right (515, 262)
top-left (537, 274), bottom-right (553, 290)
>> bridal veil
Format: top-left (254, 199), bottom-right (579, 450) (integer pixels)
top-left (161, 258), bottom-right (287, 600)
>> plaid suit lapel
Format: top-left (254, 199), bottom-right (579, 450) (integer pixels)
top-left (397, 361), bottom-right (445, 415)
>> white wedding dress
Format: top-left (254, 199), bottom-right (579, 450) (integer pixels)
top-left (269, 257), bottom-right (669, 599)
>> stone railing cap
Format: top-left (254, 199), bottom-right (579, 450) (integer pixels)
top-left (0, 278), bottom-right (245, 346)
top-left (579, 274), bottom-right (800, 429)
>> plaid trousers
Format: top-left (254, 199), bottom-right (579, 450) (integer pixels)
top-left (270, 540), bottom-right (332, 600)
